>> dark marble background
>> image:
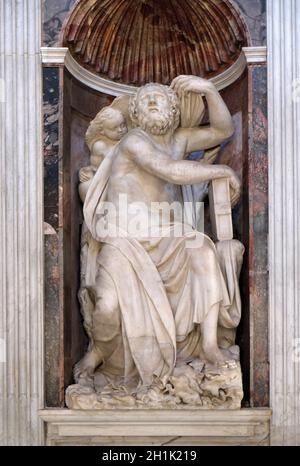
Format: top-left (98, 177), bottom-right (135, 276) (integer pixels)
top-left (42, 0), bottom-right (266, 47)
top-left (235, 0), bottom-right (266, 45)
top-left (43, 67), bottom-right (59, 231)
top-left (43, 0), bottom-right (76, 46)
top-left (248, 65), bottom-right (268, 406)
top-left (43, 66), bottom-right (62, 406)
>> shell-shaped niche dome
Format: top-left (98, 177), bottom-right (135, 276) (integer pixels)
top-left (62, 0), bottom-right (249, 86)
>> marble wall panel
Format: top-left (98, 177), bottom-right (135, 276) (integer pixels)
top-left (43, 66), bottom-right (63, 406)
top-left (44, 67), bottom-right (59, 231)
top-left (42, 0), bottom-right (76, 46)
top-left (247, 64), bottom-right (269, 406)
top-left (235, 0), bottom-right (266, 45)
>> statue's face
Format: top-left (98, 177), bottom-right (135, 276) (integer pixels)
top-left (137, 86), bottom-right (170, 117)
top-left (102, 111), bottom-right (127, 141)
top-left (135, 85), bottom-right (177, 136)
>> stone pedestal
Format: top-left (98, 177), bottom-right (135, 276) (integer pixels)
top-left (40, 408), bottom-right (271, 446)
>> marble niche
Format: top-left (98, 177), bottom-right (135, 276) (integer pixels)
top-left (65, 75), bottom-right (245, 410)
top-left (42, 0), bottom-right (269, 416)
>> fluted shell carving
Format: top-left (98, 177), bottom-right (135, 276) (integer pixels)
top-left (62, 0), bottom-right (248, 86)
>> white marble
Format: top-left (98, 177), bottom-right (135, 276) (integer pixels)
top-left (242, 46), bottom-right (267, 64)
top-left (40, 46), bottom-right (68, 64)
top-left (0, 0), bottom-right (44, 446)
top-left (39, 408), bottom-right (271, 446)
top-left (267, 0), bottom-right (300, 446)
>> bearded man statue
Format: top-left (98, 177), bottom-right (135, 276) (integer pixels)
top-left (67, 75), bottom-right (245, 409)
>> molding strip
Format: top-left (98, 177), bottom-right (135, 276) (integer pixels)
top-left (243, 46), bottom-right (267, 64)
top-left (267, 0), bottom-right (300, 445)
top-left (65, 51), bottom-right (137, 96)
top-left (0, 0), bottom-right (44, 445)
top-left (41, 47), bottom-right (264, 95)
top-left (211, 52), bottom-right (247, 90)
top-left (40, 46), bottom-right (68, 64)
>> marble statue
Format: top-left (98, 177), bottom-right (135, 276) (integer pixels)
top-left (77, 105), bottom-right (128, 335)
top-left (67, 75), bottom-right (245, 409)
top-left (78, 105), bottom-right (128, 202)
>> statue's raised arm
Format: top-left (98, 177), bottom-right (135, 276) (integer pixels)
top-left (171, 75), bottom-right (234, 154)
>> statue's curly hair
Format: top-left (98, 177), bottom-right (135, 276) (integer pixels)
top-left (85, 106), bottom-right (122, 150)
top-left (129, 83), bottom-right (180, 130)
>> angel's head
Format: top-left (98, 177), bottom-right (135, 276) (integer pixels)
top-left (129, 83), bottom-right (180, 136)
top-left (85, 107), bottom-right (127, 150)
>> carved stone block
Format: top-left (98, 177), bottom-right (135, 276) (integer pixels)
top-left (209, 178), bottom-right (233, 241)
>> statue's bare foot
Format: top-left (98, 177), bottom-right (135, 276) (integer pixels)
top-left (202, 344), bottom-right (228, 366)
top-left (74, 347), bottom-right (103, 384)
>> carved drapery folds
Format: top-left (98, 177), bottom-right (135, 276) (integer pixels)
top-left (62, 0), bottom-right (249, 86)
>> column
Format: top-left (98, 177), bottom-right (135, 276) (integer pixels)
top-left (268, 0), bottom-right (300, 445)
top-left (0, 0), bottom-right (44, 445)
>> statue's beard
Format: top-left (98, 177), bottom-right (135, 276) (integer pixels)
top-left (138, 108), bottom-right (177, 135)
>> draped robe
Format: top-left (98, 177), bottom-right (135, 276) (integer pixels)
top-left (81, 151), bottom-right (243, 386)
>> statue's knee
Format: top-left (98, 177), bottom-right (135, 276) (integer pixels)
top-left (94, 291), bottom-right (120, 327)
top-left (204, 245), bottom-right (217, 262)
top-left (190, 246), bottom-right (216, 274)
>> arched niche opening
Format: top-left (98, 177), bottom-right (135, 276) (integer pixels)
top-left (44, 0), bottom-right (268, 410)
top-left (60, 67), bottom-right (251, 401)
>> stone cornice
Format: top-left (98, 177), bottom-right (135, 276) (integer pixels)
top-left (40, 46), bottom-right (68, 64)
top-left (243, 46), bottom-right (267, 64)
top-left (41, 47), bottom-right (268, 95)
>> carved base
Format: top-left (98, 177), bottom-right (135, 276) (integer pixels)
top-left (39, 408), bottom-right (271, 446)
top-left (66, 360), bottom-right (243, 410)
